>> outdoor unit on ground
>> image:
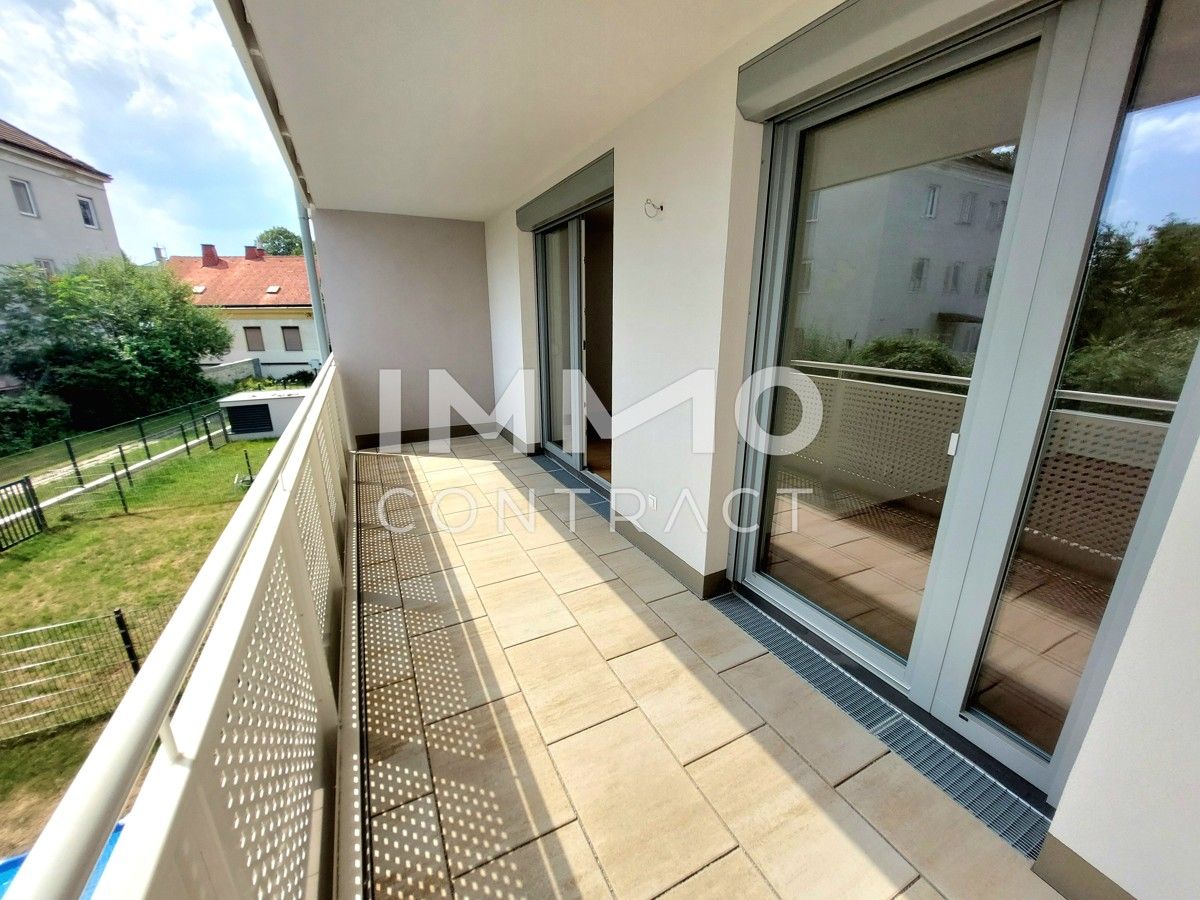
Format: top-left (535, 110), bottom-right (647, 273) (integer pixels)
top-left (217, 389), bottom-right (308, 440)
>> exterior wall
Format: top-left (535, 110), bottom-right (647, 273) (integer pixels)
top-left (0, 149), bottom-right (120, 269)
top-left (484, 0), bottom-right (839, 578)
top-left (1042, 430), bottom-right (1200, 898)
top-left (205, 307), bottom-right (318, 377)
top-left (314, 209), bottom-right (494, 440)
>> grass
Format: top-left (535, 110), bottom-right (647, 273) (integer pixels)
top-left (1, 439), bottom-right (277, 632)
top-left (0, 720), bottom-right (107, 858)
top-left (0, 439), bottom-right (277, 857)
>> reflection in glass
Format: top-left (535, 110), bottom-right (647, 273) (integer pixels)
top-left (542, 225), bottom-right (571, 449)
top-left (970, 1), bottom-right (1200, 754)
top-left (758, 46), bottom-right (1037, 659)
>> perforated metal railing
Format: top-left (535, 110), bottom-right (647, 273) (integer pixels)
top-left (8, 359), bottom-right (352, 900)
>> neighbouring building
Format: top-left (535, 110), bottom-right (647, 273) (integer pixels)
top-left (167, 243), bottom-right (316, 378)
top-left (0, 118), bottom-right (121, 272)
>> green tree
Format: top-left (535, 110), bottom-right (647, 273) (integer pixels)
top-left (851, 335), bottom-right (968, 376)
top-left (0, 259), bottom-right (231, 430)
top-left (255, 226), bottom-right (303, 255)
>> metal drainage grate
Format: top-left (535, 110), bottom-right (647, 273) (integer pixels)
top-left (711, 594), bottom-right (1050, 859)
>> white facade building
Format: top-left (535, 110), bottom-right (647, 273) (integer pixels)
top-left (0, 118), bottom-right (120, 272)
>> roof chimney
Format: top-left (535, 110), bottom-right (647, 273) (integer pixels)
top-left (201, 244), bottom-right (220, 267)
top-left (245, 245), bottom-right (260, 260)
top-left (153, 245), bottom-right (165, 263)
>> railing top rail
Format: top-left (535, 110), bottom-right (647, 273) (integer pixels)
top-left (791, 358), bottom-right (1178, 413)
top-left (7, 358), bottom-right (338, 900)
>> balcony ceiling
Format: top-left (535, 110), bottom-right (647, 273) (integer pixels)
top-left (239, 0), bottom-right (801, 221)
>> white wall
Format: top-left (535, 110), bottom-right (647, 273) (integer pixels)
top-left (208, 312), bottom-right (318, 377)
top-left (0, 150), bottom-right (121, 268)
top-left (483, 0), bottom-right (839, 578)
top-left (1046, 434), bottom-right (1200, 898)
top-left (314, 209), bottom-right (494, 440)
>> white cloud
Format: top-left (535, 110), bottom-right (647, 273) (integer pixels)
top-left (1124, 104), bottom-right (1200, 165)
top-left (0, 2), bottom-right (86, 155)
top-left (105, 172), bottom-right (199, 264)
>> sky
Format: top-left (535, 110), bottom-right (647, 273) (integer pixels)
top-left (0, 0), bottom-right (295, 264)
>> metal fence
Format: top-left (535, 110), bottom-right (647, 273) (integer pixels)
top-left (0, 398), bottom-right (224, 505)
top-left (0, 605), bottom-right (175, 743)
top-left (0, 477), bottom-right (45, 551)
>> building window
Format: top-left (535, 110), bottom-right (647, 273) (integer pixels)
top-left (987, 200), bottom-right (1007, 230)
top-left (33, 259), bottom-right (55, 276)
top-left (804, 190), bottom-right (820, 222)
top-left (923, 185), bottom-right (940, 218)
top-left (957, 191), bottom-right (977, 224)
top-left (943, 261), bottom-right (964, 294)
top-left (281, 326), bottom-right (303, 351)
top-left (975, 264), bottom-right (994, 296)
top-left (244, 326), bottom-right (265, 352)
top-left (796, 259), bottom-right (813, 293)
top-left (909, 257), bottom-right (929, 292)
top-left (10, 179), bottom-right (37, 217)
top-left (78, 196), bottom-right (99, 228)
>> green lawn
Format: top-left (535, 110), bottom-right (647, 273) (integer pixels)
top-left (0, 439), bottom-right (278, 857)
top-left (1, 439), bottom-right (277, 632)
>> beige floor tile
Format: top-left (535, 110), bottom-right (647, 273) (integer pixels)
top-left (372, 794), bottom-right (451, 898)
top-left (506, 509), bottom-right (575, 550)
top-left (367, 678), bottom-right (431, 815)
top-left (428, 696), bottom-right (575, 876)
top-left (838, 754), bottom-right (1060, 900)
top-left (364, 608), bottom-right (413, 690)
top-left (410, 619), bottom-right (520, 723)
top-left (400, 566), bottom-right (487, 636)
top-left (506, 628), bottom-right (634, 743)
top-left (551, 711), bottom-right (735, 899)
top-left (453, 822), bottom-right (611, 899)
top-left (477, 573), bottom-right (577, 647)
top-left (610, 638), bottom-right (761, 764)
top-left (520, 471), bottom-right (570, 495)
top-left (600, 548), bottom-right (683, 602)
top-left (570, 515), bottom-right (633, 556)
top-left (439, 508), bottom-right (510, 546)
top-left (559, 579), bottom-right (674, 659)
top-left (897, 879), bottom-right (946, 899)
top-left (424, 468), bottom-right (477, 490)
top-left (361, 560), bottom-right (402, 607)
top-left (362, 526), bottom-right (400, 568)
top-left (494, 488), bottom-right (543, 518)
top-left (528, 540), bottom-right (617, 594)
top-left (422, 484), bottom-right (493, 518)
top-left (457, 535), bottom-right (538, 587)
top-left (660, 850), bottom-right (774, 900)
top-left (393, 530), bottom-right (464, 580)
top-left (541, 492), bottom-right (601, 522)
top-left (689, 729), bottom-right (915, 899)
top-left (721, 653), bottom-right (886, 785)
top-left (470, 469), bottom-right (527, 493)
top-left (650, 594), bottom-right (766, 672)
top-left (504, 456), bottom-right (552, 476)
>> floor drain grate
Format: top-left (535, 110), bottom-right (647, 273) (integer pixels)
top-left (711, 594), bottom-right (1050, 859)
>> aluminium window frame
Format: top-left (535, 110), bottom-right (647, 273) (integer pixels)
top-left (730, 0), bottom-right (1169, 797)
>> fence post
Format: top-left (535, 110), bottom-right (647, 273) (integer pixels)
top-left (201, 415), bottom-right (214, 450)
top-left (188, 403), bottom-right (199, 439)
top-left (117, 444), bottom-right (133, 483)
top-left (110, 464), bottom-right (128, 514)
top-left (244, 449), bottom-right (254, 480)
top-left (112, 608), bottom-right (140, 675)
top-left (136, 421), bottom-right (152, 460)
top-left (64, 438), bottom-right (85, 488)
top-left (180, 424), bottom-right (192, 457)
top-left (21, 476), bottom-right (46, 531)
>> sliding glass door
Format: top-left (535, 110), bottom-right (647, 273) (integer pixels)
top-left (538, 222), bottom-right (583, 466)
top-left (737, 0), bottom-right (1197, 794)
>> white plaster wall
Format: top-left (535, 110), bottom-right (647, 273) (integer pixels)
top-left (1046, 434), bottom-right (1200, 898)
top-left (0, 151), bottom-right (121, 268)
top-left (313, 209), bottom-right (494, 440)
top-left (208, 313), bottom-right (318, 376)
top-left (484, 0), bottom-right (839, 577)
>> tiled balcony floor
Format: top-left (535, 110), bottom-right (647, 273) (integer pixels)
top-left (354, 438), bottom-right (1061, 899)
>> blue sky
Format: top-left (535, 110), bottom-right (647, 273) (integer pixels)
top-left (1106, 96), bottom-right (1200, 237)
top-left (0, 0), bottom-right (295, 264)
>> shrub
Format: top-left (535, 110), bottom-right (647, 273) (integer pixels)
top-left (0, 392), bottom-right (72, 456)
top-left (851, 335), bottom-right (969, 376)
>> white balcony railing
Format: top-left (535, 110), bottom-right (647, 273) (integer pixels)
top-left (9, 358), bottom-right (352, 899)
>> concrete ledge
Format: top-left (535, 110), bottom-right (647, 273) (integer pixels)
top-left (1033, 835), bottom-right (1134, 900)
top-left (613, 520), bottom-right (728, 599)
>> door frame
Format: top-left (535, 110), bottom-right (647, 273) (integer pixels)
top-left (731, 0), bottom-right (1168, 796)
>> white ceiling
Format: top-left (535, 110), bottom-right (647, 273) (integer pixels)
top-left (242, 0), bottom-right (798, 221)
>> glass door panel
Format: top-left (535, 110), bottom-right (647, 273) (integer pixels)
top-left (968, 2), bottom-right (1200, 754)
top-left (757, 45), bottom-right (1038, 661)
top-left (540, 223), bottom-right (579, 457)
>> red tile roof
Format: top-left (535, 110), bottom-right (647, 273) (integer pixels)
top-left (0, 118), bottom-right (111, 180)
top-left (167, 252), bottom-right (311, 307)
